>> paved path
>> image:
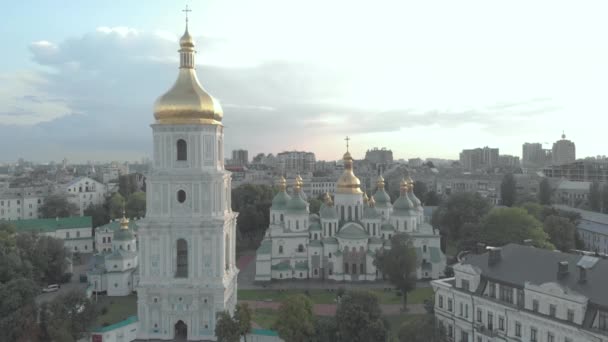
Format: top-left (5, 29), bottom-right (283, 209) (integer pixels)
top-left (239, 300), bottom-right (427, 316)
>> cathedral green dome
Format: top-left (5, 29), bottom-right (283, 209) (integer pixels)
top-left (286, 193), bottom-right (308, 213)
top-left (114, 228), bottom-right (134, 241)
top-left (319, 203), bottom-right (338, 219)
top-left (271, 191), bottom-right (291, 210)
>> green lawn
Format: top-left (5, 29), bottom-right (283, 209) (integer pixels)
top-left (94, 294), bottom-right (138, 327)
top-left (253, 308), bottom-right (278, 330)
top-left (238, 287), bottom-right (433, 305)
top-left (385, 313), bottom-right (426, 341)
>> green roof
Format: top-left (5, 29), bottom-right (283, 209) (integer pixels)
top-left (337, 223), bottom-right (368, 240)
top-left (252, 329), bottom-right (279, 337)
top-left (257, 240), bottom-right (272, 254)
top-left (114, 228), bottom-right (134, 241)
top-left (106, 250), bottom-right (137, 261)
top-left (363, 206), bottom-right (381, 219)
top-left (286, 193), bottom-right (308, 213)
top-left (373, 189), bottom-right (391, 205)
top-left (407, 191), bottom-right (422, 208)
top-left (271, 191), bottom-right (291, 210)
top-left (92, 316), bottom-right (138, 333)
top-left (271, 262), bottom-right (292, 271)
top-left (392, 194), bottom-right (414, 214)
top-left (13, 216), bottom-right (92, 233)
top-left (309, 240), bottom-right (322, 247)
top-left (309, 222), bottom-right (322, 231)
top-left (322, 237), bottom-right (338, 245)
top-left (294, 262), bottom-right (309, 270)
top-left (319, 203), bottom-right (338, 219)
top-left (96, 220), bottom-right (139, 233)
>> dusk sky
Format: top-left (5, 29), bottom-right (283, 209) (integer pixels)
top-left (1, 0), bottom-right (607, 163)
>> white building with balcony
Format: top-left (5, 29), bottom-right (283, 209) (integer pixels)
top-left (62, 176), bottom-right (107, 216)
top-left (432, 244), bottom-right (608, 342)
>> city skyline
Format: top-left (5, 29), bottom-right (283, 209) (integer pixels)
top-left (2, 0), bottom-right (608, 162)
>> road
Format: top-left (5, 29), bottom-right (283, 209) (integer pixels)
top-left (35, 259), bottom-right (89, 304)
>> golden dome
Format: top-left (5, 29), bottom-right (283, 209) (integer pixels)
top-left (294, 174), bottom-right (303, 192)
top-left (376, 175), bottom-right (385, 189)
top-left (400, 178), bottom-right (409, 193)
top-left (278, 176), bottom-right (287, 191)
top-left (323, 192), bottom-right (333, 205)
top-left (153, 24), bottom-right (223, 125)
top-left (336, 150), bottom-right (363, 194)
top-left (369, 196), bottom-right (376, 207)
top-left (406, 175), bottom-right (414, 185)
top-left (120, 210), bottom-right (129, 230)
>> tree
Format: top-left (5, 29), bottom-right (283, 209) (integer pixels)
top-left (40, 290), bottom-right (98, 342)
top-left (234, 303), bottom-right (252, 342)
top-left (478, 208), bottom-right (553, 249)
top-left (424, 191), bottom-right (441, 206)
top-left (335, 291), bottom-right (386, 342)
top-left (126, 191), bottom-right (146, 218)
top-left (432, 192), bottom-right (492, 246)
top-left (590, 181), bottom-right (602, 212)
top-left (543, 215), bottom-right (576, 252)
top-left (38, 194), bottom-right (79, 218)
top-left (274, 294), bottom-right (315, 342)
top-left (398, 315), bottom-right (446, 342)
top-left (308, 198), bottom-right (322, 215)
top-left (84, 203), bottom-right (110, 228)
top-left (313, 317), bottom-right (338, 342)
top-left (500, 173), bottom-right (517, 207)
top-left (231, 184), bottom-right (274, 243)
top-left (0, 277), bottom-right (40, 342)
top-left (520, 202), bottom-right (544, 222)
top-left (108, 192), bottom-right (126, 219)
top-left (118, 174), bottom-right (139, 198)
top-left (16, 234), bottom-right (68, 284)
top-left (538, 178), bottom-right (552, 205)
top-left (413, 181), bottom-right (428, 203)
top-left (374, 234), bottom-right (417, 310)
top-left (215, 311), bottom-right (240, 342)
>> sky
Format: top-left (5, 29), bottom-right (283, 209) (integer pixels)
top-left (1, 0), bottom-right (608, 163)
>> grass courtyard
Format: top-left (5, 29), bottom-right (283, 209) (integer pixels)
top-left (94, 294), bottom-right (138, 327)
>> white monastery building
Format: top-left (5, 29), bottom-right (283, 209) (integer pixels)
top-left (255, 149), bottom-right (446, 282)
top-left (432, 244), bottom-right (608, 342)
top-left (134, 14), bottom-right (238, 342)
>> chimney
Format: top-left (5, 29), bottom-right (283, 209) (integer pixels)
top-left (578, 266), bottom-right (587, 284)
top-left (476, 242), bottom-right (486, 254)
top-left (487, 247), bottom-right (502, 266)
top-left (557, 261), bottom-right (569, 279)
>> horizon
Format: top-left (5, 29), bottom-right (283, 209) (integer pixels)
top-left (2, 0), bottom-right (607, 162)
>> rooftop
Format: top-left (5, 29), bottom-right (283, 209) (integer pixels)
top-left (12, 216), bottom-right (92, 233)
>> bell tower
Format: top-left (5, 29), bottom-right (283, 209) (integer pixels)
top-left (136, 6), bottom-right (238, 341)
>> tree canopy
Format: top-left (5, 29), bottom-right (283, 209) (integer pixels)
top-left (398, 315), bottom-right (446, 342)
top-left (538, 178), bottom-right (552, 205)
top-left (374, 234), bottom-right (417, 310)
top-left (432, 192), bottom-right (492, 242)
top-left (335, 291), bottom-right (387, 342)
top-left (413, 181), bottom-right (428, 203)
top-left (231, 184), bottom-right (274, 244)
top-left (274, 294), bottom-right (315, 342)
top-left (38, 194), bottom-right (79, 218)
top-left (234, 303), bottom-right (252, 342)
top-left (108, 192), bottom-right (126, 219)
top-left (215, 311), bottom-right (240, 342)
top-left (478, 207), bottom-right (553, 249)
top-left (126, 191), bottom-right (146, 218)
top-left (543, 215), bottom-right (576, 252)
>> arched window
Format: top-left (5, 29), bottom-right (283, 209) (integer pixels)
top-left (279, 245), bottom-right (284, 254)
top-left (280, 214), bottom-right (284, 222)
top-left (177, 139), bottom-right (187, 161)
top-left (177, 190), bottom-right (186, 203)
top-left (176, 239), bottom-right (188, 278)
top-left (329, 252), bottom-right (332, 258)
top-left (348, 206), bottom-right (352, 221)
top-left (298, 244), bottom-right (304, 253)
top-left (352, 263), bottom-right (357, 274)
top-left (102, 237), bottom-right (106, 243)
top-left (296, 220), bottom-right (299, 229)
top-left (127, 244), bottom-right (131, 251)
top-left (272, 214), bottom-right (275, 223)
top-left (360, 263), bottom-right (364, 274)
top-left (225, 234), bottom-right (230, 270)
top-left (314, 233), bottom-right (318, 240)
top-left (344, 263), bottom-right (349, 274)
top-left (340, 206), bottom-right (345, 221)
top-left (314, 268), bottom-right (318, 275)
top-left (355, 206), bottom-right (358, 219)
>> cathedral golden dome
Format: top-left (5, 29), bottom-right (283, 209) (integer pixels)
top-left (153, 23), bottom-right (223, 125)
top-left (336, 150), bottom-right (363, 194)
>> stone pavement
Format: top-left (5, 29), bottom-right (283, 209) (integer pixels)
top-left (239, 300), bottom-right (427, 316)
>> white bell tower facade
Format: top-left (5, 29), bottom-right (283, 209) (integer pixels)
top-left (136, 7), bottom-right (238, 341)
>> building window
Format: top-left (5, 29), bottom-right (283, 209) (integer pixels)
top-left (279, 245), bottom-right (283, 254)
top-left (459, 302), bottom-right (463, 316)
top-left (599, 311), bottom-right (608, 331)
top-left (177, 190), bottom-right (186, 203)
top-left (176, 238), bottom-right (188, 278)
top-left (352, 263), bottom-right (357, 274)
top-left (102, 237), bottom-right (106, 243)
top-left (515, 321), bottom-right (521, 337)
top-left (567, 309), bottom-right (574, 322)
top-left (177, 139), bottom-right (187, 161)
top-left (487, 312), bottom-right (493, 330)
top-left (476, 308), bottom-right (482, 322)
top-left (66, 232), bottom-right (70, 238)
top-left (314, 268), bottom-right (318, 275)
top-left (328, 252), bottom-right (332, 258)
top-left (447, 298), bottom-right (452, 312)
top-left (461, 279), bottom-right (470, 291)
top-left (438, 295), bottom-right (443, 308)
top-left (76, 231), bottom-right (80, 238)
top-left (488, 282), bottom-right (495, 297)
top-left (460, 331), bottom-right (468, 342)
top-left (329, 269), bottom-right (333, 275)
top-left (498, 316), bottom-right (504, 331)
top-left (448, 324), bottom-right (453, 338)
top-left (499, 284), bottom-right (513, 303)
top-left (549, 304), bottom-right (556, 317)
top-left (531, 327), bottom-right (537, 342)
top-left (298, 244), bottom-right (304, 253)
top-left (532, 299), bottom-right (539, 312)
top-left (423, 245), bottom-right (427, 253)
top-left (517, 289), bottom-right (524, 307)
top-left (547, 332), bottom-right (554, 342)
top-left (344, 263), bottom-right (349, 274)
top-left (465, 304), bottom-right (469, 318)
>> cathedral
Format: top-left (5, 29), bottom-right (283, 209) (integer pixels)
top-left (255, 150), bottom-right (446, 282)
top-left (135, 13), bottom-right (238, 341)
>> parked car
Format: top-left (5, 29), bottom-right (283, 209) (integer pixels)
top-left (42, 284), bottom-right (60, 293)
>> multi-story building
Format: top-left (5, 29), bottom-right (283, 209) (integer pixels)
top-left (304, 177), bottom-right (336, 197)
top-left (94, 218), bottom-right (140, 253)
top-left (522, 142), bottom-right (547, 168)
top-left (498, 155), bottom-right (520, 168)
top-left (552, 133), bottom-right (576, 166)
top-left (432, 244), bottom-right (608, 342)
top-left (0, 186), bottom-right (50, 220)
top-left (365, 147), bottom-right (393, 165)
top-left (231, 149), bottom-right (248, 166)
top-left (408, 158), bottom-right (423, 168)
top-left (555, 180), bottom-right (590, 207)
top-left (552, 204), bottom-right (608, 255)
top-left (62, 176), bottom-right (107, 216)
top-left (542, 160), bottom-right (608, 184)
top-left (277, 151), bottom-right (316, 173)
top-left (12, 216), bottom-right (94, 253)
top-left (460, 147), bottom-right (499, 170)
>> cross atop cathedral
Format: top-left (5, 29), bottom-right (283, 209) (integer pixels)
top-left (345, 136), bottom-right (350, 152)
top-left (182, 4), bottom-right (192, 24)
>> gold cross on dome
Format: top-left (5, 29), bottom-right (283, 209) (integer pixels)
top-left (345, 136), bottom-right (350, 152)
top-left (182, 4), bottom-right (192, 23)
